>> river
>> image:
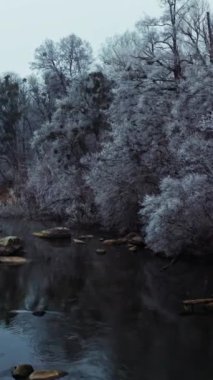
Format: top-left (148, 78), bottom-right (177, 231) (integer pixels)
top-left (0, 218), bottom-right (213, 380)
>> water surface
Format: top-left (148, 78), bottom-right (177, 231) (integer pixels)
top-left (0, 219), bottom-right (213, 380)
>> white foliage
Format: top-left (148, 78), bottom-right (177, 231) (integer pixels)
top-left (1, 1), bottom-right (213, 259)
top-left (141, 174), bottom-right (213, 256)
top-left (141, 112), bottom-right (213, 256)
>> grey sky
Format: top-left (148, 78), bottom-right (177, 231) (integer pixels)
top-left (0, 0), bottom-right (160, 76)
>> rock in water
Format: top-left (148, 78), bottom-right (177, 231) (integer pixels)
top-left (0, 236), bottom-right (23, 256)
top-left (29, 370), bottom-right (67, 380)
top-left (11, 364), bottom-right (34, 379)
top-left (128, 246), bottom-right (137, 252)
top-left (96, 248), bottom-right (106, 255)
top-left (79, 234), bottom-right (94, 239)
top-left (73, 239), bottom-right (85, 244)
top-left (128, 235), bottom-right (144, 246)
top-left (103, 238), bottom-right (127, 246)
top-left (33, 227), bottom-right (71, 239)
top-left (0, 256), bottom-right (28, 265)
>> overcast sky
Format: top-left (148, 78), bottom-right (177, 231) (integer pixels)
top-left (0, 0), bottom-right (160, 76)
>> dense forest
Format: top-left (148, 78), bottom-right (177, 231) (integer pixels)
top-left (0, 0), bottom-right (213, 257)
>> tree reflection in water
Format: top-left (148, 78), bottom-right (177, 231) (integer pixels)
top-left (0, 219), bottom-right (213, 379)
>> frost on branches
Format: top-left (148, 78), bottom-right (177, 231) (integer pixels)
top-left (1, 1), bottom-right (213, 256)
top-left (141, 114), bottom-right (213, 256)
top-left (27, 71), bottom-right (112, 223)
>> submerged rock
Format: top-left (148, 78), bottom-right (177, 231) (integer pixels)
top-left (128, 246), bottom-right (137, 252)
top-left (11, 364), bottom-right (34, 379)
top-left (96, 248), bottom-right (106, 255)
top-left (33, 227), bottom-right (71, 239)
top-left (29, 370), bottom-right (67, 380)
top-left (0, 256), bottom-right (28, 265)
top-left (0, 236), bottom-right (23, 256)
top-left (79, 234), bottom-right (94, 239)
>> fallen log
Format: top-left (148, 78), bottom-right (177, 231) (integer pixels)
top-left (183, 298), bottom-right (213, 305)
top-left (181, 298), bottom-right (213, 315)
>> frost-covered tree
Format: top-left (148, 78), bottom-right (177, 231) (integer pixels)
top-left (27, 74), bottom-right (55, 125)
top-left (87, 70), bottom-right (175, 229)
top-left (1, 0), bottom-right (213, 258)
top-left (26, 71), bottom-right (112, 221)
top-left (90, 0), bottom-right (213, 235)
top-left (141, 112), bottom-right (213, 256)
top-left (141, 174), bottom-right (213, 256)
top-left (167, 63), bottom-right (213, 161)
top-left (140, 55), bottom-right (213, 256)
top-left (87, 21), bottom-right (177, 230)
top-left (31, 34), bottom-right (93, 96)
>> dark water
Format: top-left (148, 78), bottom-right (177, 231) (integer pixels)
top-left (0, 219), bottom-right (213, 380)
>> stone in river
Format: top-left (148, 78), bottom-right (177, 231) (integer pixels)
top-left (128, 235), bottom-right (144, 246)
top-left (33, 227), bottom-right (71, 239)
top-left (128, 246), bottom-right (137, 252)
top-left (11, 364), bottom-right (34, 379)
top-left (79, 234), bottom-right (94, 239)
top-left (0, 256), bottom-right (28, 265)
top-left (96, 248), bottom-right (106, 255)
top-left (103, 238), bottom-right (127, 245)
top-left (0, 236), bottom-right (23, 256)
top-left (29, 370), bottom-right (67, 380)
top-left (73, 238), bottom-right (85, 244)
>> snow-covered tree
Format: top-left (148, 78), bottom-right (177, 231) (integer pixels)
top-left (31, 34), bottom-right (93, 96)
top-left (1, 0), bottom-right (213, 260)
top-left (141, 112), bottom-right (213, 256)
top-left (26, 71), bottom-right (112, 221)
top-left (141, 173), bottom-right (213, 256)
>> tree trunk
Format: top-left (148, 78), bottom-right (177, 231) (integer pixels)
top-left (207, 12), bottom-right (213, 64)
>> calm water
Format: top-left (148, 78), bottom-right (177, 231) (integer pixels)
top-left (0, 219), bottom-right (213, 380)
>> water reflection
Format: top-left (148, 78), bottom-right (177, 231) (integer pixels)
top-left (0, 219), bottom-right (213, 379)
